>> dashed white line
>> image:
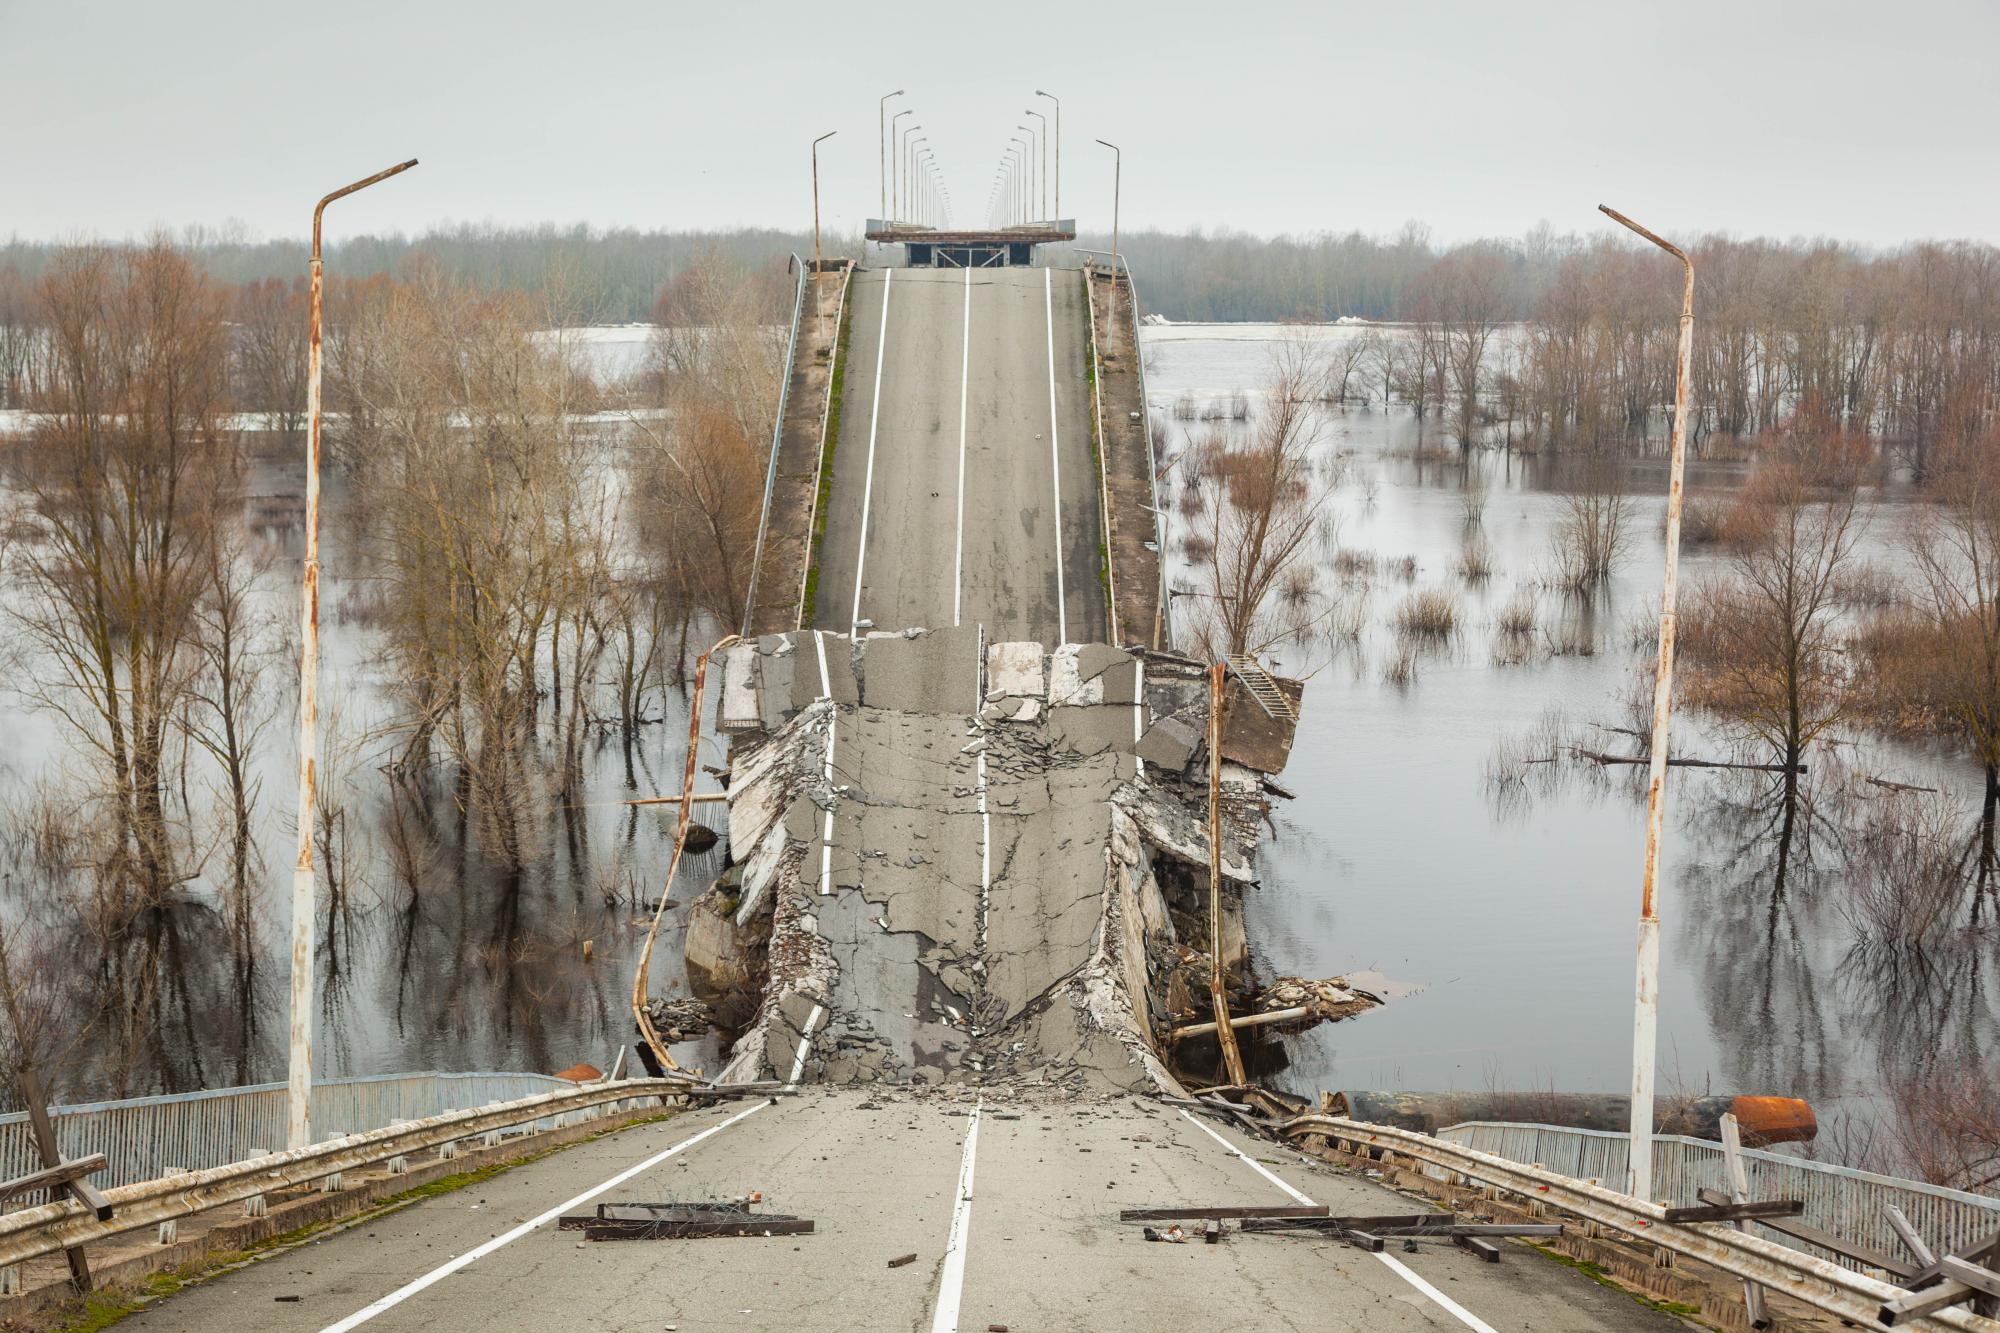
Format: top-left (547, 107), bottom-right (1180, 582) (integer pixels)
top-left (850, 269), bottom-right (894, 638)
top-left (815, 630), bottom-right (837, 896)
top-left (319, 1099), bottom-right (772, 1332)
top-left (1176, 1108), bottom-right (1500, 1333)
top-left (928, 1097), bottom-right (983, 1333)
top-left (786, 1003), bottom-right (826, 1086)
top-left (1043, 267), bottom-right (1069, 646)
top-left (953, 264), bottom-right (972, 627)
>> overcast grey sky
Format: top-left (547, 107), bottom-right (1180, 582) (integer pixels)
top-left (4, 0), bottom-right (1994, 249)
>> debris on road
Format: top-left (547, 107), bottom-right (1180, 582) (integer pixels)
top-left (887, 1252), bottom-right (917, 1268)
top-left (556, 1201), bottom-right (813, 1241)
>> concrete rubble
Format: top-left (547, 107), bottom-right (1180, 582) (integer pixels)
top-left (695, 628), bottom-right (1375, 1093)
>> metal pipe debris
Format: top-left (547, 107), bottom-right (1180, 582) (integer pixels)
top-left (1206, 663), bottom-right (1248, 1086)
top-left (630, 635), bottom-right (739, 1074)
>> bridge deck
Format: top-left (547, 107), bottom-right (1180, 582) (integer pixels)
top-left (118, 1092), bottom-right (1680, 1331)
top-left (812, 265), bottom-right (1108, 645)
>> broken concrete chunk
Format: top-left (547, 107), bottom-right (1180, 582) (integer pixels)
top-left (1135, 716), bottom-right (1198, 771)
top-left (717, 643), bottom-right (761, 732)
top-left (986, 641), bottom-right (1046, 699)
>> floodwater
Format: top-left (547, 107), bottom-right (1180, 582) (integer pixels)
top-left (1143, 322), bottom-right (1998, 1148)
top-left (0, 419), bottom-right (724, 1105)
top-left (8, 317), bottom-right (1993, 1155)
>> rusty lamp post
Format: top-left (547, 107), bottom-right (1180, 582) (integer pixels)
top-left (1096, 139), bottom-right (1121, 265)
top-left (291, 158), bottom-right (417, 1151)
top-left (1599, 203), bottom-right (1695, 1205)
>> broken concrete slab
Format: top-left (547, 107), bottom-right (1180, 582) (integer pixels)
top-left (861, 626), bottom-right (982, 713)
top-left (1135, 716), bottom-right (1198, 770)
top-left (718, 642), bottom-right (761, 732)
top-left (986, 641), bottom-right (1046, 699)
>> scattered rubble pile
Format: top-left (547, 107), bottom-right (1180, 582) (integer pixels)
top-left (670, 627), bottom-right (1375, 1093)
top-left (642, 996), bottom-right (716, 1045)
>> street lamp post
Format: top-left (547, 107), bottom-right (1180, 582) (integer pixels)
top-left (1598, 203), bottom-right (1695, 1206)
top-left (1025, 109), bottom-right (1047, 221)
top-left (878, 90), bottom-right (904, 225)
top-left (1036, 90), bottom-right (1061, 222)
top-left (292, 156), bottom-right (417, 1152)
top-left (891, 110), bottom-right (913, 220)
top-left (1010, 137), bottom-right (1029, 224)
top-left (907, 136), bottom-right (927, 225)
top-left (1015, 128), bottom-right (1035, 222)
top-left (812, 130), bottom-right (836, 341)
top-left (1096, 139), bottom-right (1120, 264)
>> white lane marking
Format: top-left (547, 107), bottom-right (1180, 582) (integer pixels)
top-left (816, 630), bottom-right (837, 896)
top-left (786, 1003), bottom-right (825, 1086)
top-left (1133, 656), bottom-right (1145, 772)
top-left (1176, 1107), bottom-right (1312, 1203)
top-left (1175, 1108), bottom-right (1498, 1333)
top-left (320, 1099), bottom-right (771, 1332)
top-left (850, 269), bottom-right (894, 637)
top-left (953, 264), bottom-right (972, 627)
top-left (929, 1098), bottom-right (984, 1333)
top-left (1043, 268), bottom-right (1069, 646)
top-left (1372, 1250), bottom-right (1501, 1332)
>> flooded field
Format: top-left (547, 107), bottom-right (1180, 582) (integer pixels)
top-left (5, 316), bottom-right (1991, 1172)
top-left (1143, 322), bottom-right (1997, 1156)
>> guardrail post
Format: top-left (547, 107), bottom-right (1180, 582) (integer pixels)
top-left (319, 1133), bottom-right (345, 1193)
top-left (0, 1262), bottom-right (18, 1295)
top-left (387, 1121), bottom-right (413, 1174)
top-left (157, 1167), bottom-right (187, 1243)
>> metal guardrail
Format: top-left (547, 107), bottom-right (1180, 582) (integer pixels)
top-left (1438, 1121), bottom-right (2000, 1276)
top-left (1286, 1114), bottom-right (2000, 1332)
top-left (0, 1071), bottom-right (574, 1190)
top-left (741, 252), bottom-right (809, 636)
top-left (0, 1077), bottom-right (701, 1272)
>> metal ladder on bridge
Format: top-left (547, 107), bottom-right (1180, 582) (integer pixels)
top-left (1226, 655), bottom-right (1297, 722)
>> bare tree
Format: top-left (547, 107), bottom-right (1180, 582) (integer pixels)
top-left (1183, 334), bottom-right (1334, 659)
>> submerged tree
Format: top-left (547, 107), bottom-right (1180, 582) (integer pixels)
top-left (1180, 334), bottom-right (1333, 660)
top-left (1677, 406), bottom-right (1867, 779)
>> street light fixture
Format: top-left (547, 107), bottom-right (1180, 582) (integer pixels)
top-left (1096, 139), bottom-right (1120, 264)
top-left (907, 135), bottom-right (927, 225)
top-left (1024, 109), bottom-right (1047, 221)
top-left (1009, 137), bottom-right (1028, 224)
top-left (878, 90), bottom-right (904, 223)
top-left (1016, 126), bottom-right (1036, 222)
top-left (812, 130), bottom-right (836, 340)
top-left (891, 110), bottom-right (913, 219)
top-left (1596, 204), bottom-right (1695, 1207)
top-left (1036, 90), bottom-right (1061, 222)
top-left (292, 156), bottom-right (418, 1152)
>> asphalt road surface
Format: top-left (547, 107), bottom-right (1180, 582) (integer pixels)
top-left (121, 1092), bottom-right (1685, 1333)
top-left (813, 265), bottom-right (1109, 645)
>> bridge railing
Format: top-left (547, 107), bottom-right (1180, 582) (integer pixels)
top-left (0, 1077), bottom-right (707, 1277)
top-left (1290, 1113), bottom-right (2000, 1331)
top-left (1437, 1120), bottom-right (2000, 1274)
top-left (0, 1071), bottom-right (576, 1190)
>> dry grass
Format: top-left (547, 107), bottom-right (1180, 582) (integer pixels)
top-left (1394, 588), bottom-right (1460, 640)
top-left (1332, 547), bottom-right (1378, 579)
top-left (1457, 539), bottom-right (1493, 583)
top-left (1496, 588), bottom-right (1538, 637)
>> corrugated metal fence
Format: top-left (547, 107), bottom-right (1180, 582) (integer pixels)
top-left (1437, 1121), bottom-right (2000, 1270)
top-left (1, 1072), bottom-right (573, 1190)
